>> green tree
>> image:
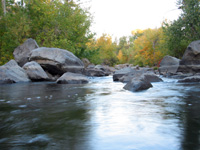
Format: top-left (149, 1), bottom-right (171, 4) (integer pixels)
top-left (163, 0), bottom-right (200, 58)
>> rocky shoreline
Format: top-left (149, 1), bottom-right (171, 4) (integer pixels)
top-left (1, 39), bottom-right (200, 92)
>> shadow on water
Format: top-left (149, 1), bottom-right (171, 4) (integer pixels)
top-left (0, 82), bottom-right (94, 150)
top-left (177, 84), bottom-right (200, 150)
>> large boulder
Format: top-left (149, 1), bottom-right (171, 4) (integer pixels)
top-left (123, 76), bottom-right (153, 92)
top-left (113, 67), bottom-right (135, 81)
top-left (0, 60), bottom-right (30, 84)
top-left (158, 55), bottom-right (180, 75)
top-left (118, 68), bottom-right (157, 83)
top-left (22, 61), bottom-right (49, 81)
top-left (13, 38), bottom-right (39, 67)
top-left (177, 40), bottom-right (200, 74)
top-left (30, 47), bottom-right (84, 75)
top-left (56, 72), bottom-right (89, 84)
top-left (178, 76), bottom-right (200, 83)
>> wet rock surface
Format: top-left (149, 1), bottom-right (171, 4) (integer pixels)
top-left (56, 72), bottom-right (89, 84)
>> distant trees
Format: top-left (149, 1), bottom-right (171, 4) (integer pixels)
top-left (84, 34), bottom-right (118, 66)
top-left (132, 28), bottom-right (167, 66)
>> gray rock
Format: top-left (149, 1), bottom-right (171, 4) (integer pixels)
top-left (30, 47), bottom-right (84, 75)
top-left (13, 38), bottom-right (39, 67)
top-left (84, 68), bottom-right (107, 77)
top-left (142, 73), bottom-right (163, 82)
top-left (118, 68), bottom-right (158, 83)
top-left (113, 67), bottom-right (135, 81)
top-left (159, 55), bottom-right (180, 75)
top-left (178, 76), bottom-right (200, 83)
top-left (123, 77), bottom-right (153, 92)
top-left (178, 40), bottom-right (200, 73)
top-left (82, 58), bottom-right (91, 68)
top-left (0, 60), bottom-right (30, 84)
top-left (23, 61), bottom-right (49, 81)
top-left (57, 72), bottom-right (89, 84)
top-left (115, 64), bottom-right (132, 70)
top-left (84, 65), bottom-right (114, 77)
top-left (94, 65), bottom-right (114, 75)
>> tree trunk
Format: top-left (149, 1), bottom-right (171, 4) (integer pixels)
top-left (2, 0), bottom-right (6, 16)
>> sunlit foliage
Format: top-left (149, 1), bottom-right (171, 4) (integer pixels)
top-left (84, 34), bottom-right (118, 66)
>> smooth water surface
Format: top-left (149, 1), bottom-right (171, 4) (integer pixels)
top-left (0, 76), bottom-right (200, 150)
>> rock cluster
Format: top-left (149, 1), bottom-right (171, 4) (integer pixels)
top-left (1, 39), bottom-right (200, 91)
top-left (158, 40), bottom-right (200, 83)
top-left (113, 66), bottom-right (163, 92)
top-left (0, 39), bottom-right (114, 85)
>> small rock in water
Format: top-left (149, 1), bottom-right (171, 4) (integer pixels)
top-left (36, 96), bottom-right (41, 99)
top-left (27, 98), bottom-right (32, 100)
top-left (0, 99), bottom-right (5, 102)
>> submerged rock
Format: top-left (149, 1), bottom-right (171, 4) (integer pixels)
top-left (30, 47), bottom-right (84, 75)
top-left (0, 60), bottom-right (30, 84)
top-left (13, 38), bottom-right (39, 67)
top-left (178, 76), bottom-right (200, 83)
top-left (23, 61), bottom-right (49, 81)
top-left (56, 72), bottom-right (89, 84)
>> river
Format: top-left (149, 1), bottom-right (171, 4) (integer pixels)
top-left (0, 76), bottom-right (200, 150)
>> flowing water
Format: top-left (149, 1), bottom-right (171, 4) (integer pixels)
top-left (0, 76), bottom-right (200, 150)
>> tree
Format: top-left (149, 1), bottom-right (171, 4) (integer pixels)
top-left (1, 0), bottom-right (6, 15)
top-left (84, 34), bottom-right (118, 66)
top-left (163, 0), bottom-right (200, 58)
top-left (133, 28), bottom-right (166, 67)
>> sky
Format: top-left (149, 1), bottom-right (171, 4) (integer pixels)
top-left (80, 0), bottom-right (182, 39)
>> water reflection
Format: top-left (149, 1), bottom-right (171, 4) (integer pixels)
top-left (0, 77), bottom-right (200, 150)
top-left (0, 82), bottom-right (93, 150)
top-left (178, 84), bottom-right (200, 150)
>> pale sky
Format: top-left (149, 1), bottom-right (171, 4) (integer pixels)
top-left (80, 0), bottom-right (182, 39)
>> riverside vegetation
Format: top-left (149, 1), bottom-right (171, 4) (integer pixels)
top-left (0, 0), bottom-right (200, 67)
